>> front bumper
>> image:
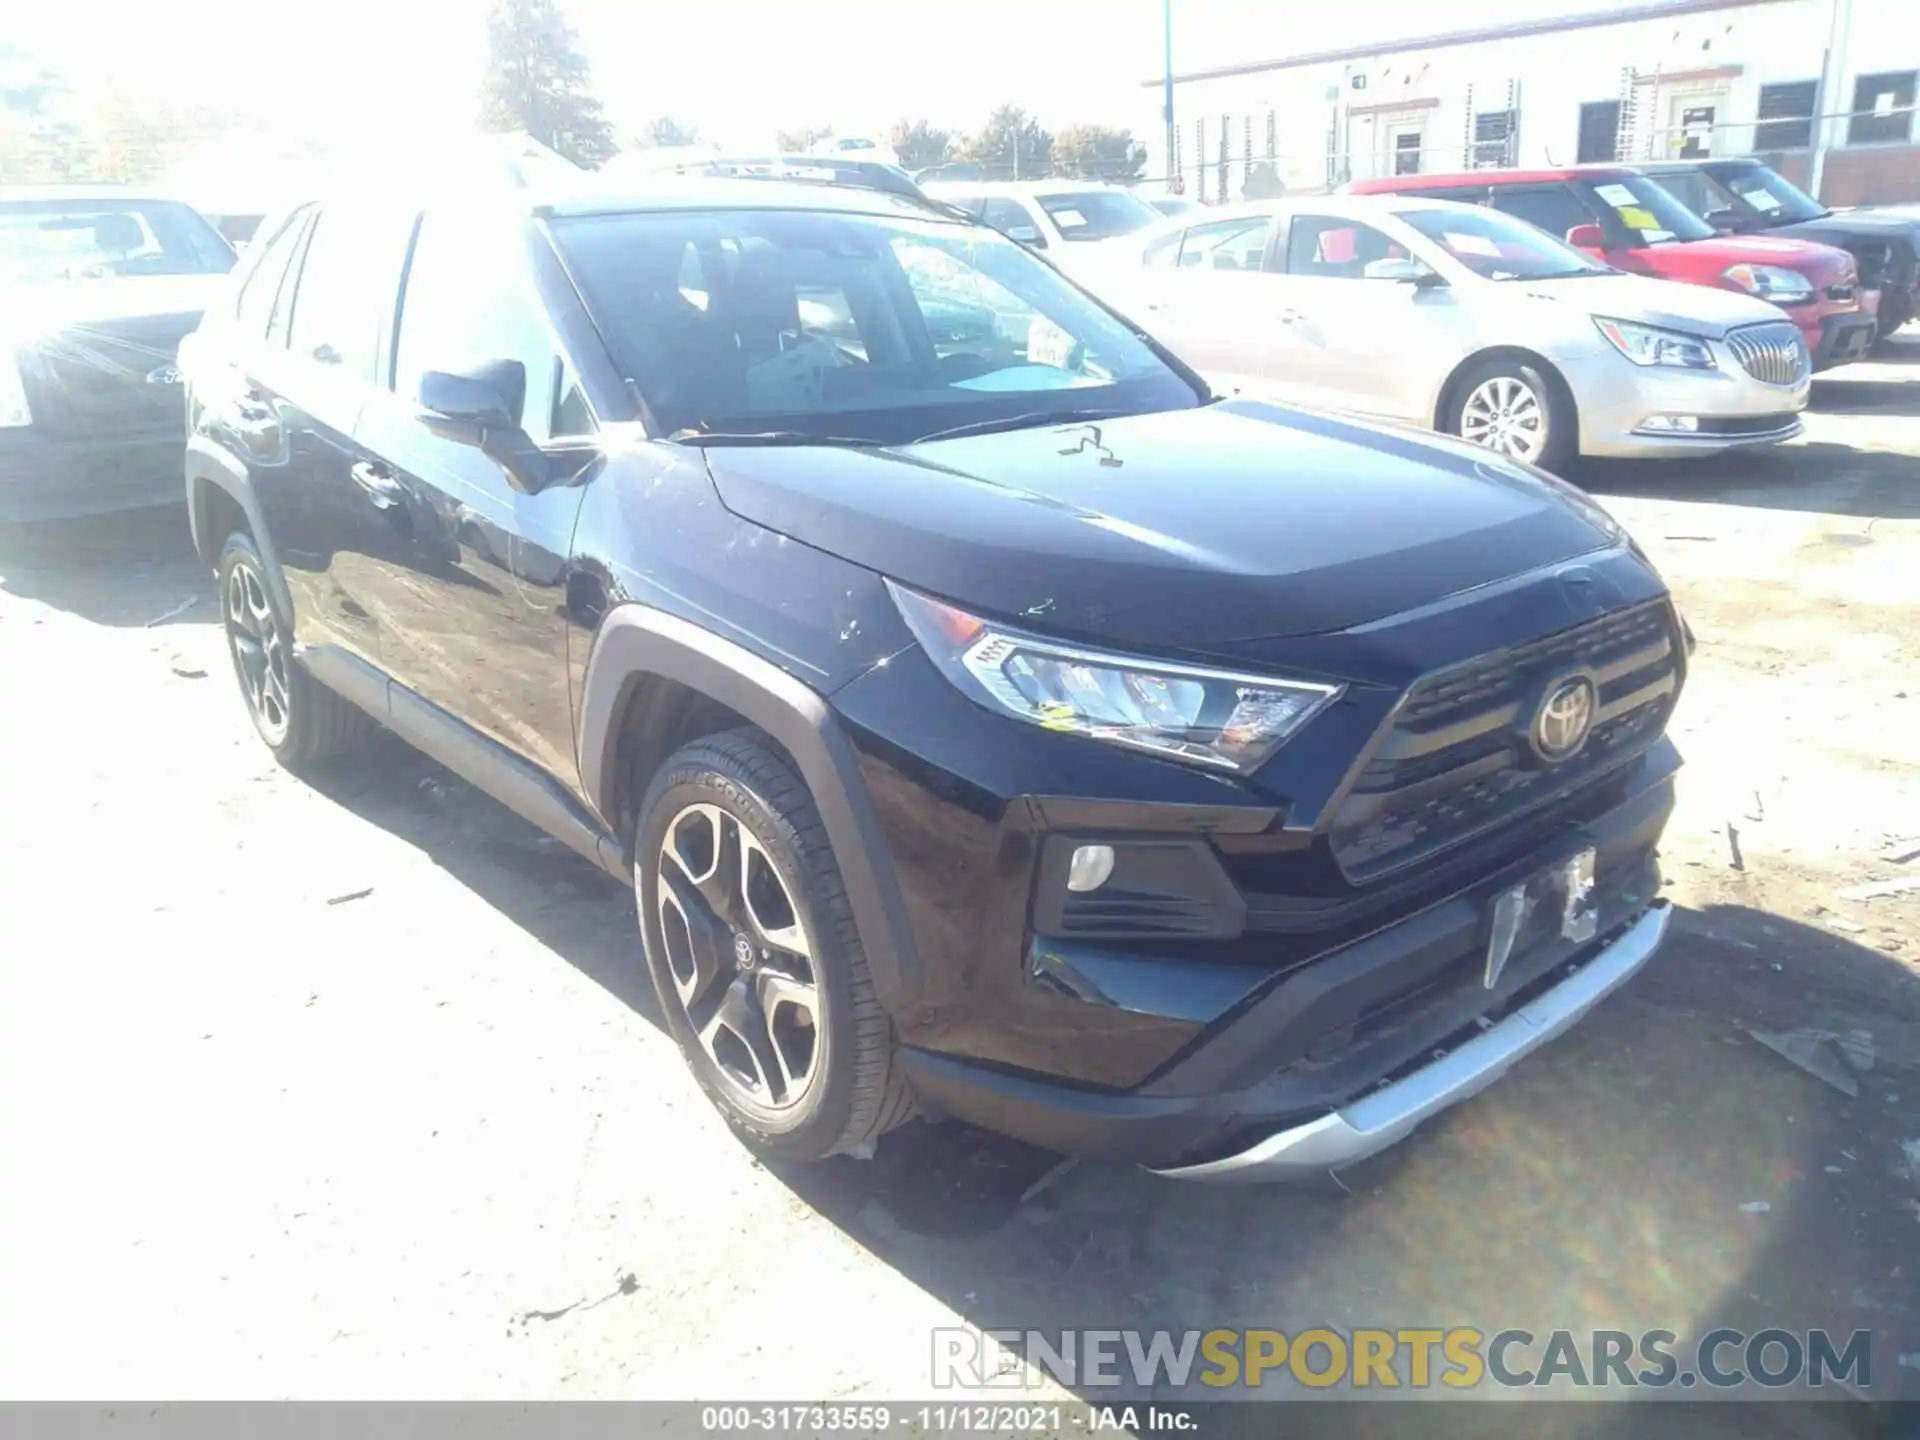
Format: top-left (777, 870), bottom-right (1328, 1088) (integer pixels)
top-left (0, 426), bottom-right (186, 523)
top-left (1152, 902), bottom-right (1669, 1180)
top-left (1570, 345), bottom-right (1807, 459)
top-left (1813, 310), bottom-right (1878, 369)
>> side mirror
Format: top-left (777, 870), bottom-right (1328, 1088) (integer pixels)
top-left (1363, 257), bottom-right (1444, 287)
top-left (1564, 223), bottom-right (1607, 250)
top-left (418, 359), bottom-right (551, 495)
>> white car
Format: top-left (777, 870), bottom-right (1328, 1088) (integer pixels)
top-left (923, 181), bottom-right (1165, 274)
top-left (1102, 194), bottom-right (1811, 467)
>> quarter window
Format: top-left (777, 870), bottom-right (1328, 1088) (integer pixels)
top-left (1178, 215), bottom-right (1273, 271)
top-left (235, 207), bottom-right (311, 341)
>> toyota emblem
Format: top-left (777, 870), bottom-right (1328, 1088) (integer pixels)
top-left (1531, 676), bottom-right (1597, 764)
top-left (145, 364), bottom-right (182, 387)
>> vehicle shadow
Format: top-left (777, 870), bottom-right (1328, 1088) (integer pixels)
top-left (280, 723), bottom-right (1920, 1423)
top-left (1809, 375), bottom-right (1920, 416)
top-left (1580, 442), bottom-right (1920, 521)
top-left (0, 504), bottom-right (214, 629)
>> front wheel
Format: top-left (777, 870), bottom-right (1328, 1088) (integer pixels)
top-left (634, 730), bottom-right (913, 1161)
top-left (1445, 358), bottom-right (1574, 473)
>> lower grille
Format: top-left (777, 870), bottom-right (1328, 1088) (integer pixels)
top-left (1330, 601), bottom-right (1681, 880)
top-left (1726, 321), bottom-right (1807, 386)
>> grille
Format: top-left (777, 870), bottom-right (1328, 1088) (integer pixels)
top-left (1726, 322), bottom-right (1807, 387)
top-left (20, 314), bottom-right (197, 438)
top-left (1330, 602), bottom-right (1681, 881)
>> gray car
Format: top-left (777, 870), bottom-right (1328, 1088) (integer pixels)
top-left (1100, 194), bottom-right (1810, 469)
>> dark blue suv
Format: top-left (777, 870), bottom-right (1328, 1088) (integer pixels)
top-left (181, 174), bottom-right (1683, 1179)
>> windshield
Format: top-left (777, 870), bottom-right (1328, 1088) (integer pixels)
top-left (1398, 206), bottom-right (1610, 280)
top-left (1715, 166), bottom-right (1830, 225)
top-left (0, 198), bottom-right (235, 282)
top-left (1034, 190), bottom-right (1163, 242)
top-left (555, 207), bottom-right (1200, 443)
top-left (1574, 175), bottom-right (1716, 246)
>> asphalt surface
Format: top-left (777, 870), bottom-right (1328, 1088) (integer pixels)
top-left (0, 351), bottom-right (1915, 1427)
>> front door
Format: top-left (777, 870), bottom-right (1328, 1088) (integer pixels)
top-left (349, 209), bottom-right (589, 790)
top-left (1269, 212), bottom-right (1456, 423)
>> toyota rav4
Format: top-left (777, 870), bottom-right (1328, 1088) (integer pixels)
top-left (181, 175), bottom-right (1684, 1179)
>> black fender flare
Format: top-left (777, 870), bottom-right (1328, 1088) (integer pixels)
top-left (577, 603), bottom-right (924, 1018)
top-left (185, 433), bottom-right (296, 623)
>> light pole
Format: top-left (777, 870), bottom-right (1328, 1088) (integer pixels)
top-left (1163, 0), bottom-right (1177, 190)
top-left (1810, 0), bottom-right (1853, 201)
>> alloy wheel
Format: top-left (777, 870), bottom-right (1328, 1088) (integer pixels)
top-left (654, 802), bottom-right (821, 1111)
top-left (225, 560), bottom-right (291, 743)
top-left (1459, 375), bottom-right (1547, 462)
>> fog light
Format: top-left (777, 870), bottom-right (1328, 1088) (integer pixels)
top-left (1640, 414), bottom-right (1700, 433)
top-left (1067, 844), bottom-right (1116, 892)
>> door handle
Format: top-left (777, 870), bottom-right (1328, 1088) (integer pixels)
top-left (349, 461), bottom-right (403, 509)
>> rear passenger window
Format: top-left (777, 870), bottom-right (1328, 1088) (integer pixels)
top-left (235, 208), bottom-right (311, 340)
top-left (392, 211), bottom-right (564, 442)
top-left (285, 203), bottom-right (415, 382)
top-left (1491, 186), bottom-right (1598, 243)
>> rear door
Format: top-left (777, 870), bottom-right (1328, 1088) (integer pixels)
top-left (224, 200), bottom-right (415, 664)
top-left (1129, 212), bottom-right (1296, 398)
top-left (349, 209), bottom-right (590, 789)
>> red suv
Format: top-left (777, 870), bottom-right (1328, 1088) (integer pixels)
top-left (1349, 167), bottom-right (1875, 369)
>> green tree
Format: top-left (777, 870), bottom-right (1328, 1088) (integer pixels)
top-left (965, 105), bottom-right (1051, 181)
top-left (1053, 124), bottom-right (1146, 183)
top-left (635, 115), bottom-right (698, 149)
top-left (479, 0), bottom-right (616, 168)
top-left (888, 119), bottom-right (953, 170)
top-left (775, 124), bottom-right (832, 153)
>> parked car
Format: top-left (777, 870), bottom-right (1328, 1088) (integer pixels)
top-left (0, 185), bottom-right (237, 523)
top-left (923, 180), bottom-right (1166, 271)
top-left (1349, 166), bottom-right (1875, 370)
top-left (1632, 157), bottom-right (1920, 338)
top-left (181, 173), bottom-right (1683, 1180)
top-left (1146, 194), bottom-right (1203, 219)
top-left (1106, 195), bottom-right (1808, 469)
top-left (602, 149), bottom-right (930, 205)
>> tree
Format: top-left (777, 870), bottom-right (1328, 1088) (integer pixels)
top-left (775, 124), bottom-right (832, 154)
top-left (1053, 124), bottom-right (1147, 184)
top-left (635, 115), bottom-right (698, 149)
top-left (479, 0), bottom-right (616, 168)
top-left (965, 105), bottom-right (1051, 181)
top-left (888, 119), bottom-right (953, 171)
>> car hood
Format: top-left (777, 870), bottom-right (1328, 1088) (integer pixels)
top-left (1519, 271), bottom-right (1789, 334)
top-left (704, 400), bottom-right (1618, 655)
top-left (0, 273), bottom-right (227, 338)
top-left (1643, 233), bottom-right (1854, 284)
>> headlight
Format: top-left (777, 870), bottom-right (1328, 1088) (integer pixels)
top-left (887, 582), bottom-right (1343, 773)
top-left (1722, 263), bottom-right (1815, 302)
top-left (0, 352), bottom-right (31, 428)
top-left (1593, 317), bottom-right (1717, 370)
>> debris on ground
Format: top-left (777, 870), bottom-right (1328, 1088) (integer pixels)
top-left (1726, 822), bottom-right (1746, 871)
top-left (1902, 1139), bottom-right (1920, 1181)
top-left (1836, 876), bottom-right (1920, 902)
top-left (1018, 1156), bottom-right (1080, 1204)
top-left (144, 596), bottom-right (203, 627)
top-left (1747, 1027), bottom-right (1875, 1098)
top-left (1882, 838), bottom-right (1920, 865)
top-left (326, 888), bottom-right (374, 906)
top-left (169, 664), bottom-right (207, 679)
top-left (1827, 917), bottom-right (1868, 934)
top-left (1739, 1201), bottom-right (1771, 1213)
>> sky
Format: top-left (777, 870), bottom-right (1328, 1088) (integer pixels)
top-left (13, 0), bottom-right (1583, 155)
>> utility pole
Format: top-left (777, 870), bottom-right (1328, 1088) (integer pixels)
top-left (1809, 0), bottom-right (1853, 202)
top-left (1163, 0), bottom-right (1177, 191)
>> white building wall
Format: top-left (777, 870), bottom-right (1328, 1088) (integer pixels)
top-left (1149, 0), bottom-right (1920, 201)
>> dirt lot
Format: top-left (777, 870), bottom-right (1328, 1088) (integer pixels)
top-left (1, 349), bottom-right (1916, 1422)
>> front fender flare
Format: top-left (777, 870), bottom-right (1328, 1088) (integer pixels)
top-left (577, 604), bottom-right (923, 1017)
top-left (185, 432), bottom-right (296, 623)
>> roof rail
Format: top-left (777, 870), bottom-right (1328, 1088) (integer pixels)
top-left (598, 150), bottom-right (974, 222)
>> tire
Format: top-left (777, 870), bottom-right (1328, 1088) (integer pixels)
top-left (1874, 297), bottom-right (1910, 344)
top-left (1444, 357), bottom-right (1575, 474)
top-left (216, 532), bottom-right (373, 768)
top-left (634, 729), bottom-right (912, 1161)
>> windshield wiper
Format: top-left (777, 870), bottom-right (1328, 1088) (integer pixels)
top-left (907, 408), bottom-right (1131, 445)
top-left (666, 428), bottom-right (882, 447)
top-left (1513, 268), bottom-right (1613, 280)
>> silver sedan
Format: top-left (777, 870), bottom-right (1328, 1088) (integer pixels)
top-left (1091, 195), bottom-right (1810, 469)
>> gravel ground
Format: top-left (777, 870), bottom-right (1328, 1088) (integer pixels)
top-left (0, 350), bottom-right (1914, 1422)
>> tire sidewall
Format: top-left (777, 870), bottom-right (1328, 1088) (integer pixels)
top-left (1449, 359), bottom-right (1573, 473)
top-left (634, 759), bottom-right (860, 1158)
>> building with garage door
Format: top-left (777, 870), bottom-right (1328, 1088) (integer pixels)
top-left (1145, 0), bottom-right (1920, 206)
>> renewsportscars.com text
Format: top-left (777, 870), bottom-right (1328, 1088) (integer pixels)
top-left (933, 1326), bottom-right (1874, 1392)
